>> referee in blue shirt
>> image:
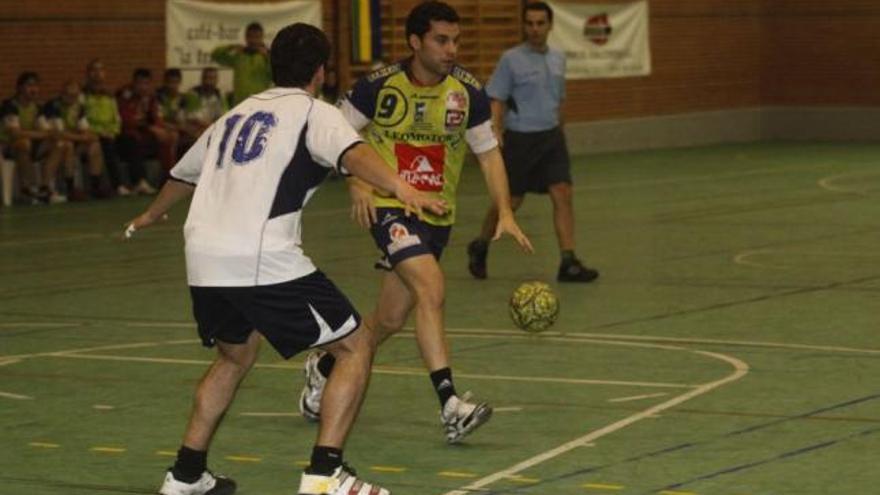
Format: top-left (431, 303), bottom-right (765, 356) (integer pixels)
top-left (468, 1), bottom-right (599, 283)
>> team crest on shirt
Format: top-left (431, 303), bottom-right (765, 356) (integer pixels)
top-left (394, 143), bottom-right (445, 192)
top-left (386, 222), bottom-right (421, 255)
top-left (444, 91), bottom-right (467, 131)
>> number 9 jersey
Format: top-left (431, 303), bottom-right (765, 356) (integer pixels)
top-left (339, 59), bottom-right (498, 226)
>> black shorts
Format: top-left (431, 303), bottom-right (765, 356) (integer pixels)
top-left (189, 270), bottom-right (361, 359)
top-left (370, 207), bottom-right (451, 270)
top-left (503, 127), bottom-right (572, 196)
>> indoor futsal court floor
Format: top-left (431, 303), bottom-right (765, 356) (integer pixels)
top-left (1, 142), bottom-right (879, 494)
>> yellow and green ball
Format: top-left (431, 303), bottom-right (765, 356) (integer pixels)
top-left (509, 281), bottom-right (559, 333)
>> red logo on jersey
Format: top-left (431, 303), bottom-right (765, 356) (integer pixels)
top-left (394, 143), bottom-right (445, 192)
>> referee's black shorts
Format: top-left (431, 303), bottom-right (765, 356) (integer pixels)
top-left (189, 270), bottom-right (361, 359)
top-left (502, 127), bottom-right (572, 196)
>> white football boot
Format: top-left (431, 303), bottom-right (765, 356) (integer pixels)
top-left (298, 464), bottom-right (390, 495)
top-left (158, 469), bottom-right (236, 495)
top-left (440, 392), bottom-right (493, 444)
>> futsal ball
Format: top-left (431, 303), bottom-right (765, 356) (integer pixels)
top-left (509, 281), bottom-right (559, 333)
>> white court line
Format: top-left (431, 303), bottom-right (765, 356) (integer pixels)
top-left (0, 391), bottom-right (33, 400)
top-left (734, 247), bottom-right (880, 271)
top-left (436, 327), bottom-right (880, 356)
top-left (0, 322), bottom-right (83, 328)
top-left (608, 393), bottom-right (669, 403)
top-left (817, 171), bottom-right (880, 195)
top-left (49, 351), bottom-right (692, 389)
top-left (733, 249), bottom-right (786, 270)
top-left (442, 346), bottom-right (749, 495)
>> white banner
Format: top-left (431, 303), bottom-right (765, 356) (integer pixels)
top-left (547, 1), bottom-right (651, 79)
top-left (166, 0), bottom-right (322, 91)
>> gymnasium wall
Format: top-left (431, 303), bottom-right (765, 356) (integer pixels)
top-left (0, 0), bottom-right (878, 130)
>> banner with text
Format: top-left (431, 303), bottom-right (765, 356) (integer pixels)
top-left (166, 0), bottom-right (321, 90)
top-left (547, 1), bottom-right (650, 79)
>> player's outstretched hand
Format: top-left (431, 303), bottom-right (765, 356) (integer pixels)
top-left (395, 183), bottom-right (447, 219)
top-left (349, 181), bottom-right (377, 229)
top-left (122, 212), bottom-right (168, 240)
top-left (493, 214), bottom-right (534, 253)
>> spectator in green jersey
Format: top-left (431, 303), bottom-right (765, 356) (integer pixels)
top-left (211, 21), bottom-right (272, 105)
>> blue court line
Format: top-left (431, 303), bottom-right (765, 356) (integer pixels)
top-left (651, 426), bottom-right (880, 493)
top-left (480, 393), bottom-right (880, 494)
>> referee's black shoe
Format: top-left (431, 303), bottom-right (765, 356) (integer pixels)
top-left (558, 258), bottom-right (599, 283)
top-left (467, 239), bottom-right (489, 279)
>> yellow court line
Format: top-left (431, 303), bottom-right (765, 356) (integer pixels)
top-left (659, 491), bottom-right (698, 495)
top-left (29, 442), bottom-right (60, 449)
top-left (438, 471), bottom-right (479, 478)
top-left (156, 450), bottom-right (177, 457)
top-left (91, 446), bottom-right (126, 454)
top-left (583, 483), bottom-right (625, 491)
top-left (225, 455), bottom-right (262, 463)
top-left (371, 466), bottom-right (407, 473)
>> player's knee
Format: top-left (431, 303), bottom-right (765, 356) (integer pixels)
top-left (414, 284), bottom-right (445, 313)
top-left (375, 310), bottom-right (407, 335)
top-left (549, 183), bottom-right (572, 203)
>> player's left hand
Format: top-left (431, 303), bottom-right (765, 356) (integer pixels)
top-left (349, 182), bottom-right (377, 229)
top-left (494, 214), bottom-right (534, 253)
top-left (395, 184), bottom-right (447, 219)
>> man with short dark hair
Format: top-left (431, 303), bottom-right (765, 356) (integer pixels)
top-left (117, 68), bottom-right (177, 189)
top-left (467, 1), bottom-right (599, 283)
top-left (211, 21), bottom-right (272, 105)
top-left (0, 72), bottom-right (69, 204)
top-left (299, 1), bottom-right (533, 444)
top-left (129, 22), bottom-right (444, 495)
top-left (184, 67), bottom-right (227, 135)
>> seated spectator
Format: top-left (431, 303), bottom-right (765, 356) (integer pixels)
top-left (84, 59), bottom-right (154, 195)
top-left (42, 80), bottom-right (109, 200)
top-left (184, 67), bottom-right (227, 136)
top-left (116, 68), bottom-right (177, 188)
top-left (211, 21), bottom-right (272, 105)
top-left (0, 72), bottom-right (68, 204)
top-left (157, 68), bottom-right (199, 155)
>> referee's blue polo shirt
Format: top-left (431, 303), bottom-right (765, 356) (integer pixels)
top-left (486, 43), bottom-right (567, 133)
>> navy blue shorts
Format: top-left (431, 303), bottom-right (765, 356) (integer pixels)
top-left (370, 207), bottom-right (451, 270)
top-left (189, 270), bottom-right (361, 359)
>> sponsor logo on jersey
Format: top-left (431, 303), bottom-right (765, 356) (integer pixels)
top-left (445, 91), bottom-right (467, 131)
top-left (386, 222), bottom-right (421, 254)
top-left (394, 143), bottom-right (445, 192)
top-left (414, 101), bottom-right (427, 123)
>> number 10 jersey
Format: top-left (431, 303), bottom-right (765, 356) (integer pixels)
top-left (170, 87), bottom-right (363, 287)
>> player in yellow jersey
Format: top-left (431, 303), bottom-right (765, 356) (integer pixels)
top-left (298, 2), bottom-right (533, 443)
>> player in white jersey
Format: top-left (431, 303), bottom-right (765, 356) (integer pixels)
top-left (125, 24), bottom-right (445, 495)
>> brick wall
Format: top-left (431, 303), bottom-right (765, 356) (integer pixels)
top-left (1, 0), bottom-right (878, 122)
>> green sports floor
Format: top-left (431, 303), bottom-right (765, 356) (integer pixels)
top-left (1, 142), bottom-right (878, 495)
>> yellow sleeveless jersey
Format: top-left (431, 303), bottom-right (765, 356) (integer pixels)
top-left (340, 59), bottom-right (498, 226)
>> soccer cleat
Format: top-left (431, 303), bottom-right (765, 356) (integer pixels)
top-left (158, 469), bottom-right (236, 495)
top-left (299, 351), bottom-right (326, 422)
top-left (298, 463), bottom-right (390, 495)
top-left (116, 185), bottom-right (133, 197)
top-left (557, 258), bottom-right (599, 283)
top-left (466, 239), bottom-right (489, 280)
top-left (440, 392), bottom-right (493, 444)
